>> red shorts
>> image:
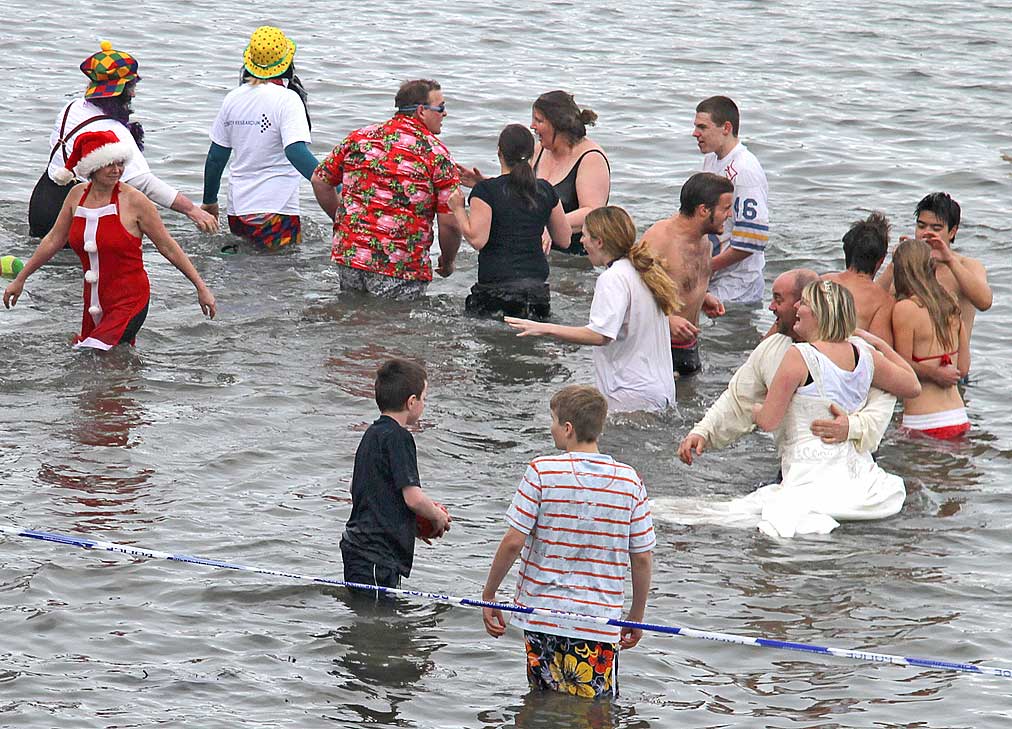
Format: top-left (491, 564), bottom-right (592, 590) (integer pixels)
top-left (913, 422), bottom-right (970, 440)
top-left (902, 408), bottom-right (970, 440)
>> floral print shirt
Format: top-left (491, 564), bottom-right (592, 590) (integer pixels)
top-left (315, 115), bottom-right (459, 282)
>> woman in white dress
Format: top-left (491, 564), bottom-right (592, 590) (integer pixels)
top-left (672, 280), bottom-right (920, 538)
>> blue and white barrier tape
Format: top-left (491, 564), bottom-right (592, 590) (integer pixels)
top-left (2, 525), bottom-right (1010, 680)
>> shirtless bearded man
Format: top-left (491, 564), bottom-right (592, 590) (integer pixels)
top-left (643, 171), bottom-right (733, 377)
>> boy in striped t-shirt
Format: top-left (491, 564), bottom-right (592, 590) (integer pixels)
top-left (481, 385), bottom-right (655, 699)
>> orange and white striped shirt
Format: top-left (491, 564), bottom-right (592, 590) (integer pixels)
top-left (505, 452), bottom-right (655, 642)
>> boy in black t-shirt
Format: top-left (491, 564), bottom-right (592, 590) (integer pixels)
top-left (340, 359), bottom-right (451, 595)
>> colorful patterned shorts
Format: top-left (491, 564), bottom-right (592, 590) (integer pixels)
top-left (524, 630), bottom-right (619, 699)
top-left (227, 213), bottom-right (301, 251)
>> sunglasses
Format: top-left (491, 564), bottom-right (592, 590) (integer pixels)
top-left (420, 103), bottom-right (446, 113)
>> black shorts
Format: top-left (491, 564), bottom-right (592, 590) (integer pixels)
top-left (671, 340), bottom-right (702, 377)
top-left (465, 280), bottom-right (550, 321)
top-left (340, 540), bottom-right (401, 600)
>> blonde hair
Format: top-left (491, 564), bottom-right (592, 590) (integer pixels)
top-left (800, 279), bottom-right (856, 342)
top-left (893, 238), bottom-right (960, 350)
top-left (583, 206), bottom-right (681, 316)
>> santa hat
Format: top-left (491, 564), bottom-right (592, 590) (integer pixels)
top-left (52, 130), bottom-right (133, 185)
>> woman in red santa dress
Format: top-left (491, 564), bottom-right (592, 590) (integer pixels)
top-left (4, 130), bottom-right (216, 349)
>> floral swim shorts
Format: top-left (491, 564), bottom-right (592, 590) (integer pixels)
top-left (524, 630), bottom-right (618, 699)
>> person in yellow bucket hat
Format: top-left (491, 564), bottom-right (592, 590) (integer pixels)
top-left (201, 26), bottom-right (318, 253)
top-left (29, 41), bottom-right (218, 239)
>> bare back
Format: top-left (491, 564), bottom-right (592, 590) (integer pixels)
top-left (824, 270), bottom-right (895, 344)
top-left (642, 217), bottom-right (711, 323)
top-left (892, 297), bottom-right (965, 415)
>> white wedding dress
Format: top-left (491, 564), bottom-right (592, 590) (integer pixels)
top-left (661, 339), bottom-right (906, 538)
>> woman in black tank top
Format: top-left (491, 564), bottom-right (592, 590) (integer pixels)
top-left (530, 91), bottom-right (611, 255)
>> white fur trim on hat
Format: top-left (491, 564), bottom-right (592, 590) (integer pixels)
top-left (51, 167), bottom-right (77, 186)
top-left (74, 141), bottom-right (134, 179)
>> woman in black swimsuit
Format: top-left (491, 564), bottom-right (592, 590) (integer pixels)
top-left (530, 91), bottom-right (611, 255)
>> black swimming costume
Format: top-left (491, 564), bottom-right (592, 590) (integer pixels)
top-left (533, 147), bottom-right (610, 255)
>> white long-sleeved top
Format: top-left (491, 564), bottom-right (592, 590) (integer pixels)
top-left (689, 333), bottom-right (895, 452)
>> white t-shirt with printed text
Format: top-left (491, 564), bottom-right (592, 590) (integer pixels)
top-left (210, 83), bottom-right (311, 216)
top-left (702, 141), bottom-right (770, 304)
top-left (586, 258), bottom-right (675, 412)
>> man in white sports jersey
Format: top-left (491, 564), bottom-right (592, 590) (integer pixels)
top-left (693, 96), bottom-right (770, 305)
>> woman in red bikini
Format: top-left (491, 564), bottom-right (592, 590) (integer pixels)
top-left (4, 130), bottom-right (215, 348)
top-left (891, 238), bottom-right (970, 438)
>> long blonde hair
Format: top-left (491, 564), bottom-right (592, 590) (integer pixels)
top-left (583, 206), bottom-right (681, 316)
top-left (893, 238), bottom-right (960, 350)
top-left (800, 280), bottom-right (856, 342)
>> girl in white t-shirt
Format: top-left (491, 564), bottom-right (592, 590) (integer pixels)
top-left (506, 206), bottom-right (679, 411)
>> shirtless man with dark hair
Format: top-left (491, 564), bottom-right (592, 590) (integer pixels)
top-left (642, 171), bottom-right (733, 377)
top-left (823, 211), bottom-right (896, 345)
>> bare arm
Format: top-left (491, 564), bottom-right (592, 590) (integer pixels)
top-left (711, 246), bottom-right (752, 273)
top-left (481, 527), bottom-right (527, 638)
top-left (435, 211), bottom-right (462, 277)
top-left (944, 255), bottom-right (992, 312)
top-left (857, 328), bottom-right (921, 399)
top-left (876, 261), bottom-right (895, 292)
top-left (2, 186), bottom-right (82, 308)
top-left (754, 346), bottom-right (807, 432)
top-left (136, 194), bottom-right (216, 319)
top-left (403, 485), bottom-right (451, 536)
top-left (567, 152), bottom-right (610, 234)
top-left (956, 318), bottom-right (970, 378)
top-left (620, 550), bottom-right (652, 649)
top-left (504, 317), bottom-right (610, 345)
top-left (448, 190), bottom-right (491, 250)
top-left (311, 169), bottom-right (340, 221)
top-left (547, 200), bottom-right (571, 249)
top-left (892, 300), bottom-right (959, 387)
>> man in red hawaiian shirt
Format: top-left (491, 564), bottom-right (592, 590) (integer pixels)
top-left (312, 79), bottom-right (462, 300)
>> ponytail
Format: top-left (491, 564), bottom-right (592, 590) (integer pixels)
top-left (628, 240), bottom-right (681, 316)
top-left (498, 123), bottom-right (538, 207)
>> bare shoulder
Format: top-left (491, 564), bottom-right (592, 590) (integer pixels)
top-left (957, 252), bottom-right (987, 274)
top-left (641, 218), bottom-right (675, 252)
top-left (67, 182), bottom-right (88, 205)
top-left (119, 183), bottom-right (155, 211)
top-left (893, 297), bottom-right (923, 318)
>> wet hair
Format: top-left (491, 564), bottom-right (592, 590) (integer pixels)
top-left (374, 358), bottom-right (427, 412)
top-left (800, 279), bottom-right (856, 342)
top-left (395, 79), bottom-right (441, 111)
top-left (550, 385), bottom-right (608, 443)
top-left (842, 211), bottom-right (890, 275)
top-left (695, 95), bottom-right (740, 137)
top-left (240, 64), bottom-right (311, 130)
top-left (498, 124), bottom-right (538, 208)
top-left (915, 192), bottom-right (961, 238)
top-left (533, 90), bottom-right (598, 144)
top-left (678, 172), bottom-right (734, 216)
top-left (893, 238), bottom-right (960, 351)
top-left (583, 206), bottom-right (681, 316)
top-left (90, 80), bottom-right (144, 151)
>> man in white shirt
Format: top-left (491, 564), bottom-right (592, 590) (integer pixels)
top-left (678, 269), bottom-right (896, 465)
top-left (693, 96), bottom-right (769, 305)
